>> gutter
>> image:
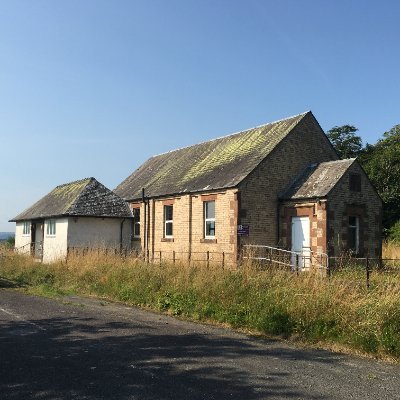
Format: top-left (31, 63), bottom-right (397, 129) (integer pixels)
top-left (120, 218), bottom-right (126, 252)
top-left (142, 188), bottom-right (147, 260)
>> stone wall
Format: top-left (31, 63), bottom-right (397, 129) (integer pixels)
top-left (238, 112), bottom-right (338, 247)
top-left (129, 188), bottom-right (238, 265)
top-left (327, 162), bottom-right (382, 257)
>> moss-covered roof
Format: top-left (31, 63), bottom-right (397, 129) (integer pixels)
top-left (115, 112), bottom-right (310, 200)
top-left (281, 159), bottom-right (356, 200)
top-left (10, 178), bottom-right (132, 221)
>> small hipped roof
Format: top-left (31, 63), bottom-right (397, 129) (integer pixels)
top-left (10, 178), bottom-right (132, 222)
top-left (115, 111), bottom-right (314, 200)
top-left (281, 159), bottom-right (356, 200)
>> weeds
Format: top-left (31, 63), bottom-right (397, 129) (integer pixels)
top-left (1, 250), bottom-right (400, 360)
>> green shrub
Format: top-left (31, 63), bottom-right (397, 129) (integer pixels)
top-left (388, 220), bottom-right (400, 242)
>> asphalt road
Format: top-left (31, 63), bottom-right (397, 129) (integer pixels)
top-left (1, 288), bottom-right (400, 400)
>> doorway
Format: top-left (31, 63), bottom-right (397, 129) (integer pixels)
top-left (291, 216), bottom-right (310, 270)
top-left (30, 221), bottom-right (44, 259)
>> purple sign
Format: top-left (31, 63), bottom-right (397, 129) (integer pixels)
top-left (237, 224), bottom-right (250, 236)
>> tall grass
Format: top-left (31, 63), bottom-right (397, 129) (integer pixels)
top-left (1, 249), bottom-right (400, 361)
top-left (383, 241), bottom-right (400, 259)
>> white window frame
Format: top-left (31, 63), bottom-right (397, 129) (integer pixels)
top-left (204, 201), bottom-right (216, 239)
top-left (348, 216), bottom-right (359, 254)
top-left (46, 219), bottom-right (56, 236)
top-left (22, 221), bottom-right (31, 236)
top-left (164, 205), bottom-right (173, 238)
top-left (133, 208), bottom-right (140, 238)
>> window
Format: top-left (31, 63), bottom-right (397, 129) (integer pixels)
top-left (133, 208), bottom-right (140, 237)
top-left (23, 221), bottom-right (31, 236)
top-left (204, 201), bottom-right (215, 238)
top-left (164, 205), bottom-right (173, 237)
top-left (349, 173), bottom-right (361, 192)
top-left (348, 216), bottom-right (359, 254)
top-left (46, 219), bottom-right (56, 236)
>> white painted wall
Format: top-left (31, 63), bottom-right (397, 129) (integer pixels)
top-left (42, 218), bottom-right (69, 263)
top-left (67, 217), bottom-right (131, 249)
top-left (15, 217), bottom-right (132, 263)
top-left (15, 221), bottom-right (31, 255)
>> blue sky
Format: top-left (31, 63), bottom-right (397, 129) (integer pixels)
top-left (1, 0), bottom-right (399, 231)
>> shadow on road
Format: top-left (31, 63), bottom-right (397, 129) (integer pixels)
top-left (0, 312), bottom-right (333, 400)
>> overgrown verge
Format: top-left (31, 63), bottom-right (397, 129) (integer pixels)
top-left (1, 251), bottom-right (400, 361)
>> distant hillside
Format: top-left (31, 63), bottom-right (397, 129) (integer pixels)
top-left (0, 232), bottom-right (15, 241)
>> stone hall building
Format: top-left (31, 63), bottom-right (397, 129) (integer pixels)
top-left (113, 111), bottom-right (382, 264)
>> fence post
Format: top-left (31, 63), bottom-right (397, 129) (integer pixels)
top-left (159, 250), bottom-right (162, 265)
top-left (207, 251), bottom-right (210, 269)
top-left (173, 250), bottom-right (176, 265)
top-left (222, 252), bottom-right (225, 269)
top-left (327, 257), bottom-right (331, 279)
top-left (366, 257), bottom-right (370, 289)
top-left (296, 254), bottom-right (299, 275)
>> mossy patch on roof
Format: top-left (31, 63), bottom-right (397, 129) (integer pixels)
top-left (50, 178), bottom-right (91, 214)
top-left (10, 178), bottom-right (132, 221)
top-left (281, 159), bottom-right (356, 200)
top-left (115, 112), bottom-right (309, 200)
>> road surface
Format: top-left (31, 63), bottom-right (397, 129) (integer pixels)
top-left (1, 288), bottom-right (399, 399)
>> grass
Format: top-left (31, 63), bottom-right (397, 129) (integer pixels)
top-left (1, 246), bottom-right (400, 361)
top-left (383, 241), bottom-right (400, 259)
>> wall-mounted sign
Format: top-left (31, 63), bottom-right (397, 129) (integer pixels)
top-left (237, 224), bottom-right (250, 236)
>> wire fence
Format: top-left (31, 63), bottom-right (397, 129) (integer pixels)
top-left (328, 256), bottom-right (400, 289)
top-left (241, 244), bottom-right (400, 288)
top-left (66, 247), bottom-right (235, 268)
top-left (7, 242), bottom-right (400, 290)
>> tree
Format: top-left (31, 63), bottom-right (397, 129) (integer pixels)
top-left (362, 124), bottom-right (400, 231)
top-left (326, 125), bottom-right (363, 159)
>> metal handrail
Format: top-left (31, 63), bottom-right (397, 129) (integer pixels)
top-left (13, 241), bottom-right (43, 259)
top-left (242, 244), bottom-right (329, 272)
top-left (14, 242), bottom-right (32, 252)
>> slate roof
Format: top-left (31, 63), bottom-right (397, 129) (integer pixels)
top-left (281, 159), bottom-right (356, 200)
top-left (10, 178), bottom-right (132, 221)
top-left (115, 112), bottom-right (311, 200)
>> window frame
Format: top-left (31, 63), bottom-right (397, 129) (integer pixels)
top-left (348, 215), bottom-right (359, 254)
top-left (46, 219), bottom-right (56, 236)
top-left (22, 221), bottom-right (31, 236)
top-left (164, 205), bottom-right (173, 238)
top-left (204, 201), bottom-right (216, 239)
top-left (132, 208), bottom-right (140, 238)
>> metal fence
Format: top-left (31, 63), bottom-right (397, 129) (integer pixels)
top-left (66, 247), bottom-right (235, 268)
top-left (328, 256), bottom-right (400, 288)
top-left (241, 244), bottom-right (400, 288)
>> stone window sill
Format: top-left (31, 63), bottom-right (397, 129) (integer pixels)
top-left (161, 238), bottom-right (174, 242)
top-left (200, 238), bottom-right (217, 244)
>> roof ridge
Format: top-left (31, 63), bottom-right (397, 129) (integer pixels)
top-left (318, 158), bottom-right (356, 165)
top-left (54, 177), bottom-right (94, 189)
top-left (152, 111), bottom-right (310, 158)
top-left (66, 178), bottom-right (98, 213)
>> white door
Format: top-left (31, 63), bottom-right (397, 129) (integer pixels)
top-left (291, 217), bottom-right (310, 270)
